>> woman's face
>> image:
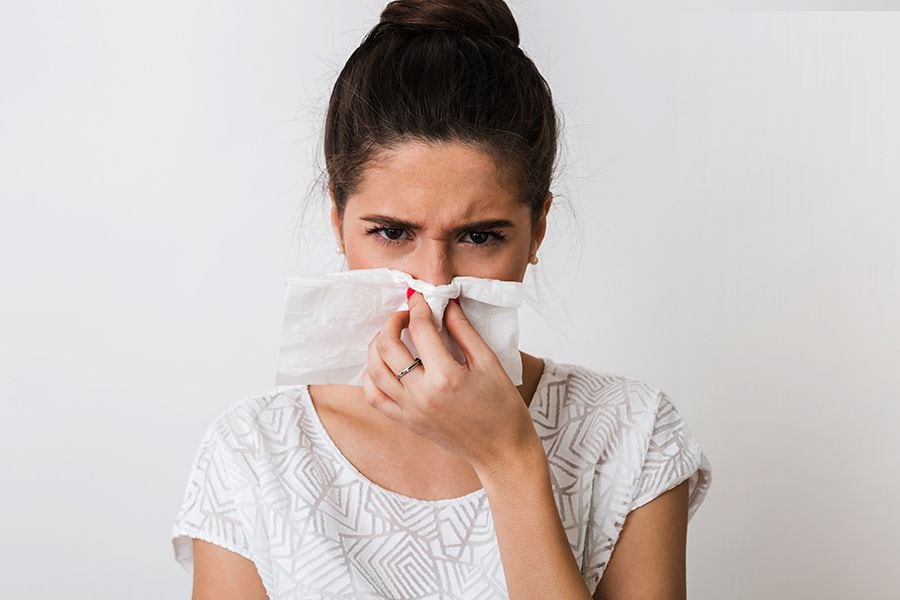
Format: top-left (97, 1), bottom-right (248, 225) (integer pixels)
top-left (331, 140), bottom-right (551, 285)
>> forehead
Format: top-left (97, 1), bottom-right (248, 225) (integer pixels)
top-left (349, 140), bottom-right (523, 220)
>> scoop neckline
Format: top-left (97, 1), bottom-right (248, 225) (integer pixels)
top-left (299, 356), bottom-right (557, 506)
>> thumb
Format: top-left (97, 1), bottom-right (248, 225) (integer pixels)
top-left (442, 299), bottom-right (494, 368)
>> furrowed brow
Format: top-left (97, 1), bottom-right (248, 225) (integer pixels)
top-left (359, 214), bottom-right (515, 235)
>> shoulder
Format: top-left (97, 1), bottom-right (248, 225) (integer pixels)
top-left (534, 358), bottom-right (669, 477)
top-left (544, 358), bottom-right (663, 423)
top-left (541, 359), bottom-right (710, 496)
top-left (172, 385), bottom-right (307, 587)
top-left (563, 361), bottom-right (712, 589)
top-left (549, 361), bottom-right (712, 518)
top-left (199, 385), bottom-right (311, 458)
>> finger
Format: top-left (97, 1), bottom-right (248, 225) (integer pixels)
top-left (376, 305), bottom-right (431, 385)
top-left (367, 323), bottom-right (410, 399)
top-left (361, 369), bottom-right (404, 422)
top-left (402, 291), bottom-right (457, 368)
top-left (442, 297), bottom-right (496, 368)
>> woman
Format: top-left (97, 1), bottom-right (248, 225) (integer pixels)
top-left (171, 1), bottom-right (712, 598)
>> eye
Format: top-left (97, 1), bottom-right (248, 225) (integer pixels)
top-left (364, 227), bottom-right (506, 250)
top-left (365, 227), bottom-right (410, 246)
top-left (463, 230), bottom-right (506, 248)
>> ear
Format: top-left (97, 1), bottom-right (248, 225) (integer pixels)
top-left (329, 186), bottom-right (344, 250)
top-left (532, 192), bottom-right (552, 255)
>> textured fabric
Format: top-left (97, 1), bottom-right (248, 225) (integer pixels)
top-left (171, 357), bottom-right (712, 599)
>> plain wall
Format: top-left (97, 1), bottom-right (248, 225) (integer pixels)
top-left (1, 1), bottom-right (897, 598)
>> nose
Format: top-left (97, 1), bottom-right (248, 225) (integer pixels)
top-left (408, 268), bottom-right (454, 287)
top-left (406, 245), bottom-right (455, 286)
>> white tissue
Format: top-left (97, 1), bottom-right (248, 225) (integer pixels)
top-left (274, 267), bottom-right (524, 387)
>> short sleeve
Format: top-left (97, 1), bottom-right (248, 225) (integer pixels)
top-left (629, 390), bottom-right (712, 521)
top-left (170, 418), bottom-right (253, 574)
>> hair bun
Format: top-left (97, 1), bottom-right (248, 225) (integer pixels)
top-left (378, 0), bottom-right (519, 47)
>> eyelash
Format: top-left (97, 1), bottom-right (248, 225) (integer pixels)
top-left (364, 226), bottom-right (507, 250)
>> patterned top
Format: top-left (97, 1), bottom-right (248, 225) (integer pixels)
top-left (170, 357), bottom-right (712, 599)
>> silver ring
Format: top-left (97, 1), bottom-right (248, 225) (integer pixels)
top-left (396, 357), bottom-right (423, 380)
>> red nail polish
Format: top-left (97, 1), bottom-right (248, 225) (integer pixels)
top-left (406, 287), bottom-right (415, 300)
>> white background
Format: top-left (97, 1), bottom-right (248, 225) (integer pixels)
top-left (1, 1), bottom-right (897, 598)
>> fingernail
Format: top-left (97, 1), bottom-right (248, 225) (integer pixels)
top-left (406, 287), bottom-right (415, 300)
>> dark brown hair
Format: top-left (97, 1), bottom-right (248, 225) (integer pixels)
top-left (321, 0), bottom-right (561, 234)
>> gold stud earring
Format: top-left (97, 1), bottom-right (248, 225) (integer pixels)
top-left (529, 255), bottom-right (539, 265)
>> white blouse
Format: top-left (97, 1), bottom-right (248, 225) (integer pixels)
top-left (171, 356), bottom-right (712, 598)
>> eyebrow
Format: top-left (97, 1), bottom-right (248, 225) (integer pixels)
top-left (359, 214), bottom-right (516, 234)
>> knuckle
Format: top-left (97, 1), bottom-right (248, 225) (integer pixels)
top-left (421, 395), bottom-right (440, 412)
top-left (406, 419), bottom-right (427, 436)
top-left (369, 367), bottom-right (388, 385)
top-left (374, 335), bottom-right (390, 354)
top-left (429, 370), bottom-right (454, 394)
top-left (407, 316), bottom-right (427, 336)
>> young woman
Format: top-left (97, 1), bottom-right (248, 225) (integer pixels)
top-left (171, 1), bottom-right (712, 598)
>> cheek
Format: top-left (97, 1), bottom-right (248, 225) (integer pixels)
top-left (345, 251), bottom-right (374, 270)
top-left (344, 242), bottom-right (403, 270)
top-left (465, 264), bottom-right (525, 281)
top-left (449, 251), bottom-right (529, 281)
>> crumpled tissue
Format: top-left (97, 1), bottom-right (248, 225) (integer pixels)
top-left (274, 267), bottom-right (525, 387)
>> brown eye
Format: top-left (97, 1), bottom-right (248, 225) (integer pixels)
top-left (463, 230), bottom-right (506, 248)
top-left (364, 226), bottom-right (410, 247)
top-left (364, 226), bottom-right (506, 250)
